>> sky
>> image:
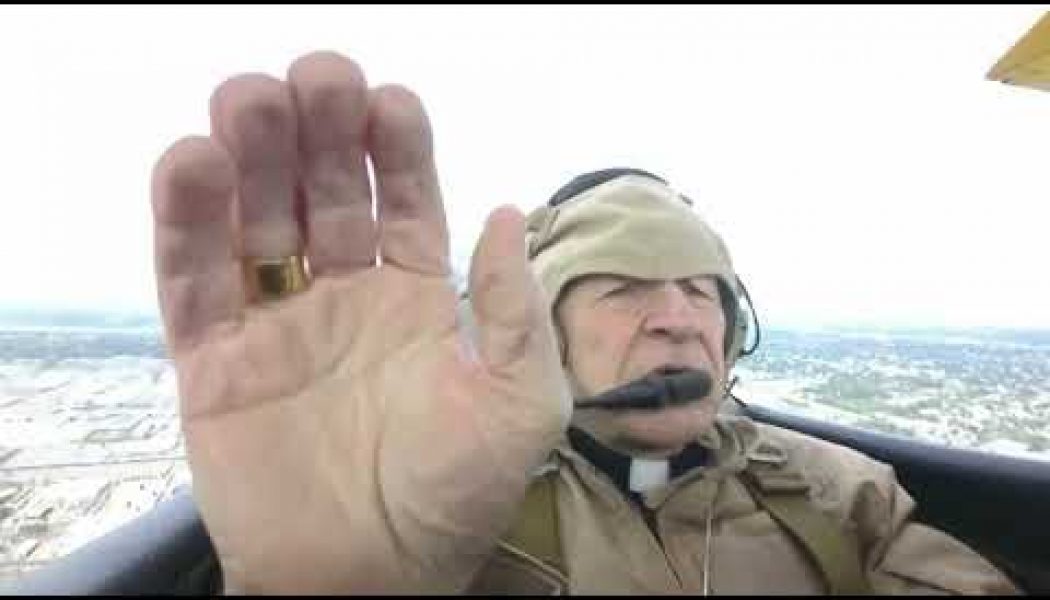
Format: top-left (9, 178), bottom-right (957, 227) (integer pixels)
top-left (1, 5), bottom-right (1048, 330)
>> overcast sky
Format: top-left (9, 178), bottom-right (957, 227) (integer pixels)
top-left (1, 5), bottom-right (1048, 329)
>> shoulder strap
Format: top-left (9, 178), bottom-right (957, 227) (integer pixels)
top-left (740, 462), bottom-right (873, 595)
top-left (501, 472), bottom-right (567, 577)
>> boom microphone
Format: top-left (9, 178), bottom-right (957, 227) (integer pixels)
top-left (574, 369), bottom-right (713, 410)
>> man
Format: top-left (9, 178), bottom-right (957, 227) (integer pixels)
top-left (150, 50), bottom-right (1016, 594)
top-left (466, 168), bottom-right (1019, 594)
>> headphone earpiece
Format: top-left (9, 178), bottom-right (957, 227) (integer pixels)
top-left (733, 304), bottom-right (749, 363)
top-left (729, 276), bottom-right (760, 365)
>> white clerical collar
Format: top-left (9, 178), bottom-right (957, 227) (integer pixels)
top-left (628, 458), bottom-right (670, 492)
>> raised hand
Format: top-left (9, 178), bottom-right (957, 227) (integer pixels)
top-left (150, 51), bottom-right (571, 593)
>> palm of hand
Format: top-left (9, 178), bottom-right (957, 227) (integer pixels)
top-left (152, 52), bottom-right (570, 593)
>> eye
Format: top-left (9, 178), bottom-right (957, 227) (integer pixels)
top-left (680, 279), bottom-right (714, 301)
top-left (597, 277), bottom-right (646, 301)
top-left (681, 281), bottom-right (707, 296)
top-left (602, 282), bottom-right (633, 297)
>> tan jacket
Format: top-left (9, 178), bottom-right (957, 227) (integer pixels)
top-left (468, 416), bottom-right (1020, 595)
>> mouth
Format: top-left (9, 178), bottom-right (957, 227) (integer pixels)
top-left (641, 365), bottom-right (713, 408)
top-left (646, 364), bottom-right (698, 379)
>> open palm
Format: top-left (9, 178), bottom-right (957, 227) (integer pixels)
top-left (150, 51), bottom-right (570, 593)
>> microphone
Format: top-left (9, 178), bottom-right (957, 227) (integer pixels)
top-left (574, 369), bottom-right (713, 410)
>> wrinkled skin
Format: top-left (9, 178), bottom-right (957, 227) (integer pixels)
top-left (150, 51), bottom-right (571, 593)
top-left (557, 275), bottom-right (728, 458)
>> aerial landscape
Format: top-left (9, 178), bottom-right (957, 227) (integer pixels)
top-left (2, 313), bottom-right (1048, 584)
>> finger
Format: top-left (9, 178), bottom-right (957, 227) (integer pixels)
top-left (468, 205), bottom-right (553, 372)
top-left (151, 136), bottom-right (244, 352)
top-left (209, 74), bottom-right (300, 268)
top-left (367, 85), bottom-right (450, 277)
top-left (288, 51), bottom-right (377, 276)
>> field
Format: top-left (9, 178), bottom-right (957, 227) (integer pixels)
top-left (2, 324), bottom-right (1048, 583)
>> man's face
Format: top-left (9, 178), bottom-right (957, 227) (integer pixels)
top-left (555, 274), bottom-right (728, 458)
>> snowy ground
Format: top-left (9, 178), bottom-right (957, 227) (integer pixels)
top-left (1, 325), bottom-right (1048, 584)
top-left (732, 371), bottom-right (1050, 462)
top-left (1, 354), bottom-right (191, 584)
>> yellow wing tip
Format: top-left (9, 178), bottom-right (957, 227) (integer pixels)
top-left (986, 11), bottom-right (1050, 91)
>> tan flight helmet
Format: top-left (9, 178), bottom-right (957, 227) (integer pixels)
top-left (457, 168), bottom-right (755, 377)
top-left (524, 168), bottom-right (752, 373)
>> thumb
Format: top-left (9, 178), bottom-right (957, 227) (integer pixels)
top-left (467, 205), bottom-right (555, 374)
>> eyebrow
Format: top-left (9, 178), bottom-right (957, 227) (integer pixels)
top-left (592, 274), bottom-right (718, 291)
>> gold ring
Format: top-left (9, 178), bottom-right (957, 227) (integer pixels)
top-left (244, 255), bottom-right (310, 302)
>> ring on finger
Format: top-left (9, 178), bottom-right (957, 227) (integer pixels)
top-left (243, 255), bottom-right (311, 302)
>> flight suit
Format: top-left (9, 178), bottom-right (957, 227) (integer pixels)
top-left (468, 415), bottom-right (1020, 595)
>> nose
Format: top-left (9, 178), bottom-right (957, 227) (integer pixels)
top-left (640, 282), bottom-right (703, 343)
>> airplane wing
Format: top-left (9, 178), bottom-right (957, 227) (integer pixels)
top-left (987, 11), bottom-right (1050, 91)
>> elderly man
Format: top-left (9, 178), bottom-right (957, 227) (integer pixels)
top-left (150, 51), bottom-right (1016, 594)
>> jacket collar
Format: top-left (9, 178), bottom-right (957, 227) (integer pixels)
top-left (562, 426), bottom-right (713, 495)
top-left (542, 416), bottom-right (777, 506)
